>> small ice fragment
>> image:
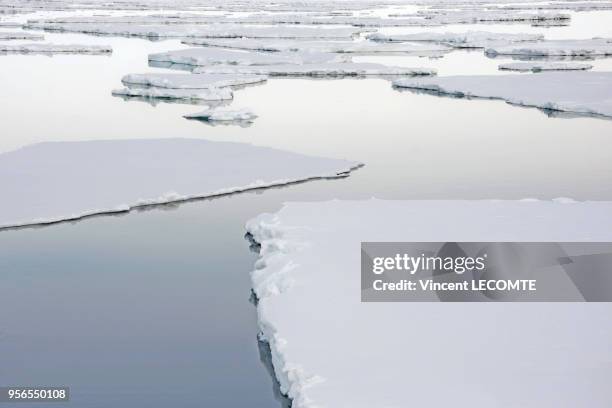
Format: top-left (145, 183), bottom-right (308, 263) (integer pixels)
top-left (184, 108), bottom-right (257, 125)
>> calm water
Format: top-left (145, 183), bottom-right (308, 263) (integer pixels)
top-left (1, 9), bottom-right (612, 408)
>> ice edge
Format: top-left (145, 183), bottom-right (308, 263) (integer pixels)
top-left (0, 163), bottom-right (363, 231)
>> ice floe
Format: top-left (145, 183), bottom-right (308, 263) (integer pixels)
top-left (112, 86), bottom-right (233, 102)
top-left (25, 22), bottom-right (368, 40)
top-left (486, 38), bottom-right (612, 58)
top-left (0, 139), bottom-right (360, 229)
top-left (499, 62), bottom-right (593, 72)
top-left (148, 47), bottom-right (344, 68)
top-left (194, 63), bottom-right (436, 77)
top-left (393, 72), bottom-right (612, 118)
top-left (184, 108), bottom-right (257, 125)
top-left (182, 38), bottom-right (452, 54)
top-left (122, 73), bottom-right (267, 89)
top-left (0, 31), bottom-right (43, 40)
top-left (368, 31), bottom-right (544, 48)
top-left (0, 43), bottom-right (112, 54)
top-left (246, 199), bottom-right (612, 408)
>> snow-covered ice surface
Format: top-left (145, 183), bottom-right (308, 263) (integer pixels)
top-left (499, 61), bottom-right (593, 72)
top-left (194, 62), bottom-right (436, 77)
top-left (25, 23), bottom-right (368, 40)
top-left (184, 108), bottom-right (257, 124)
top-left (122, 73), bottom-right (267, 89)
top-left (368, 31), bottom-right (544, 48)
top-left (486, 38), bottom-right (612, 58)
top-left (182, 38), bottom-right (452, 54)
top-left (112, 86), bottom-right (233, 102)
top-left (0, 31), bottom-right (43, 40)
top-left (0, 43), bottom-right (112, 54)
top-left (393, 72), bottom-right (612, 118)
top-left (246, 199), bottom-right (612, 408)
top-left (0, 139), bottom-right (359, 229)
top-left (148, 47), bottom-right (344, 68)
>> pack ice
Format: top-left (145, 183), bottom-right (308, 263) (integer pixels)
top-left (122, 73), bottom-right (267, 89)
top-left (246, 199), bottom-right (612, 408)
top-left (393, 72), bottom-right (612, 118)
top-left (499, 62), bottom-right (593, 72)
top-left (0, 31), bottom-right (43, 40)
top-left (25, 22), bottom-right (367, 40)
top-left (486, 38), bottom-right (612, 58)
top-left (368, 31), bottom-right (544, 48)
top-left (423, 10), bottom-right (569, 24)
top-left (26, 14), bottom-right (419, 28)
top-left (0, 43), bottom-right (112, 54)
top-left (111, 87), bottom-right (233, 102)
top-left (182, 38), bottom-right (452, 54)
top-left (0, 139), bottom-right (360, 229)
top-left (194, 63), bottom-right (436, 77)
top-left (148, 47), bottom-right (344, 68)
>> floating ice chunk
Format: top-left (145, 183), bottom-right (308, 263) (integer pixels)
top-left (0, 31), bottom-right (43, 40)
top-left (148, 47), bottom-right (344, 68)
top-left (184, 108), bottom-right (257, 124)
top-left (246, 199), bottom-right (612, 408)
top-left (112, 86), bottom-right (233, 102)
top-left (0, 139), bottom-right (360, 229)
top-left (183, 38), bottom-right (452, 54)
top-left (499, 62), bottom-right (593, 72)
top-left (393, 72), bottom-right (612, 118)
top-left (0, 43), bottom-right (112, 54)
top-left (194, 63), bottom-right (436, 77)
top-left (122, 73), bottom-right (267, 89)
top-left (486, 38), bottom-right (612, 58)
top-left (25, 22), bottom-right (367, 40)
top-left (368, 31), bottom-right (544, 48)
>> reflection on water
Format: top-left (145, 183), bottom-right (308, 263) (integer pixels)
top-left (1, 8), bottom-right (612, 408)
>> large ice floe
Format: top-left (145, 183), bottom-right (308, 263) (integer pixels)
top-left (148, 47), bottom-right (344, 68)
top-left (0, 139), bottom-right (359, 229)
top-left (246, 199), bottom-right (612, 408)
top-left (193, 63), bottom-right (436, 77)
top-left (0, 31), bottom-right (43, 40)
top-left (0, 43), bottom-right (112, 54)
top-left (121, 73), bottom-right (267, 89)
top-left (25, 22), bottom-right (368, 40)
top-left (486, 38), bottom-right (612, 58)
top-left (111, 86), bottom-right (233, 102)
top-left (499, 61), bottom-right (593, 72)
top-left (182, 38), bottom-right (452, 54)
top-left (368, 31), bottom-right (544, 48)
top-left (184, 108), bottom-right (257, 125)
top-left (393, 72), bottom-right (612, 118)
